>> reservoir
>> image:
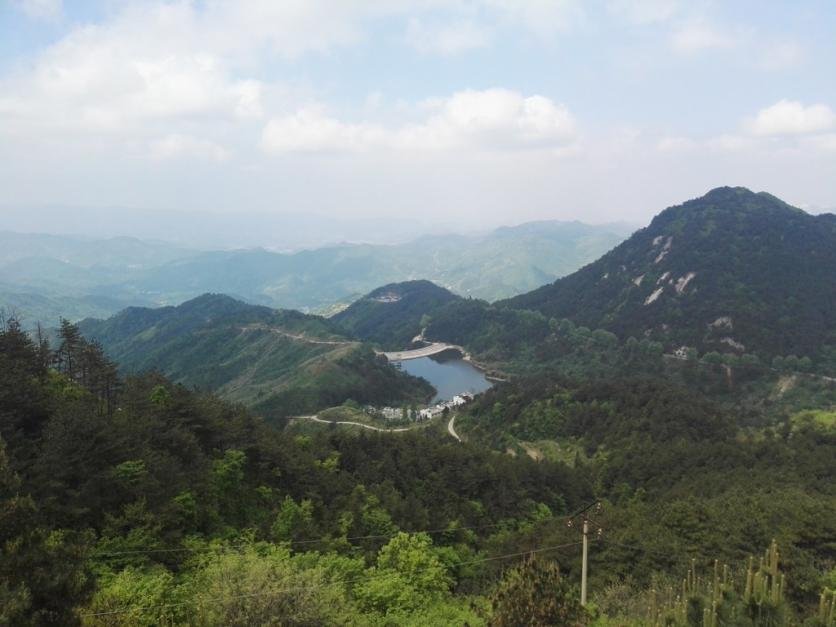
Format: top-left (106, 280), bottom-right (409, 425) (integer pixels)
top-left (395, 352), bottom-right (493, 403)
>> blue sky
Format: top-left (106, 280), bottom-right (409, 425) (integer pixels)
top-left (1, 0), bottom-right (835, 230)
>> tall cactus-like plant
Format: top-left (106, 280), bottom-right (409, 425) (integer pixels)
top-left (636, 542), bottom-right (791, 626)
top-left (745, 539), bottom-right (784, 606)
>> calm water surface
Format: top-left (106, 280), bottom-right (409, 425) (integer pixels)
top-left (396, 354), bottom-right (493, 403)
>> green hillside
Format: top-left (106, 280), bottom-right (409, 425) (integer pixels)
top-left (332, 280), bottom-right (460, 349)
top-left (504, 187), bottom-right (836, 368)
top-left (78, 294), bottom-right (433, 421)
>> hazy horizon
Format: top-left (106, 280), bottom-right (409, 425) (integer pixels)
top-left (0, 202), bottom-right (643, 250)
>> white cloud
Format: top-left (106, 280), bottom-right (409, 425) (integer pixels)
top-left (261, 89), bottom-right (577, 154)
top-left (745, 100), bottom-right (835, 136)
top-left (150, 134), bottom-right (229, 161)
top-left (261, 108), bottom-right (386, 153)
top-left (608, 0), bottom-right (679, 25)
top-left (670, 20), bottom-right (738, 53)
top-left (13, 0), bottom-right (62, 20)
top-left (0, 4), bottom-right (267, 136)
top-left (405, 18), bottom-right (492, 55)
top-left (483, 0), bottom-right (583, 37)
top-left (1, 1), bottom-right (584, 141)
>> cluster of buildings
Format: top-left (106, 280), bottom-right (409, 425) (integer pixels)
top-left (369, 394), bottom-right (473, 423)
top-left (417, 394), bottom-right (471, 420)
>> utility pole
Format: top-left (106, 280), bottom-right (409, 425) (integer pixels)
top-left (567, 501), bottom-right (602, 608)
top-left (581, 518), bottom-right (589, 606)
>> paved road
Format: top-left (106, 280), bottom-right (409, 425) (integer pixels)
top-left (302, 415), bottom-right (415, 433)
top-left (447, 415), bottom-right (462, 442)
top-left (241, 324), bottom-right (357, 346)
top-left (298, 414), bottom-right (464, 442)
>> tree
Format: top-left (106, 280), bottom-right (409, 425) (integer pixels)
top-left (0, 436), bottom-right (91, 624)
top-left (211, 449), bottom-right (248, 525)
top-left (189, 545), bottom-right (352, 626)
top-left (490, 556), bottom-right (587, 626)
top-left (0, 436), bottom-right (33, 624)
top-left (54, 318), bottom-right (83, 381)
top-left (355, 532), bottom-right (452, 615)
top-left (272, 496), bottom-right (314, 543)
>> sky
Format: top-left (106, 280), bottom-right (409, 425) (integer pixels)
top-left (1, 0), bottom-right (835, 234)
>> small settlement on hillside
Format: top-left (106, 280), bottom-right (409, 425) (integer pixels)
top-left (371, 393), bottom-right (473, 423)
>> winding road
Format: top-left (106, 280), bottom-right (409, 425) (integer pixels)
top-left (447, 415), bottom-right (462, 442)
top-left (240, 324), bottom-right (357, 346)
top-left (298, 414), bottom-right (463, 442)
top-left (301, 415), bottom-right (416, 433)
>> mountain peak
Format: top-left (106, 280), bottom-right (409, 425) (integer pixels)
top-left (701, 185), bottom-right (754, 199)
top-left (180, 293), bottom-right (243, 309)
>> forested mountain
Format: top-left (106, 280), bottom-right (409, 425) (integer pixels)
top-left (332, 280), bottom-right (460, 349)
top-left (78, 294), bottom-right (432, 422)
top-left (503, 187), bottom-right (836, 365)
top-left (0, 220), bottom-right (627, 327)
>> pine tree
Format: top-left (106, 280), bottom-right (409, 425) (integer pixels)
top-left (490, 555), bottom-right (587, 626)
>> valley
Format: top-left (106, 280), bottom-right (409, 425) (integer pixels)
top-left (2, 187), bottom-right (834, 625)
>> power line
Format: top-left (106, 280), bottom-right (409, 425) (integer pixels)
top-left (91, 513), bottom-right (582, 559)
top-left (596, 537), bottom-right (688, 561)
top-left (79, 540), bottom-right (584, 618)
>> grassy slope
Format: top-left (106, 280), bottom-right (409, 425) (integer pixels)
top-left (79, 294), bottom-right (433, 422)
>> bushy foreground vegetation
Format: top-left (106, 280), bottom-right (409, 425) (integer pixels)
top-left (1, 317), bottom-right (583, 623)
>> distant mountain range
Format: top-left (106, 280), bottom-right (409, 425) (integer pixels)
top-left (0, 220), bottom-right (628, 327)
top-left (0, 206), bottom-right (430, 250)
